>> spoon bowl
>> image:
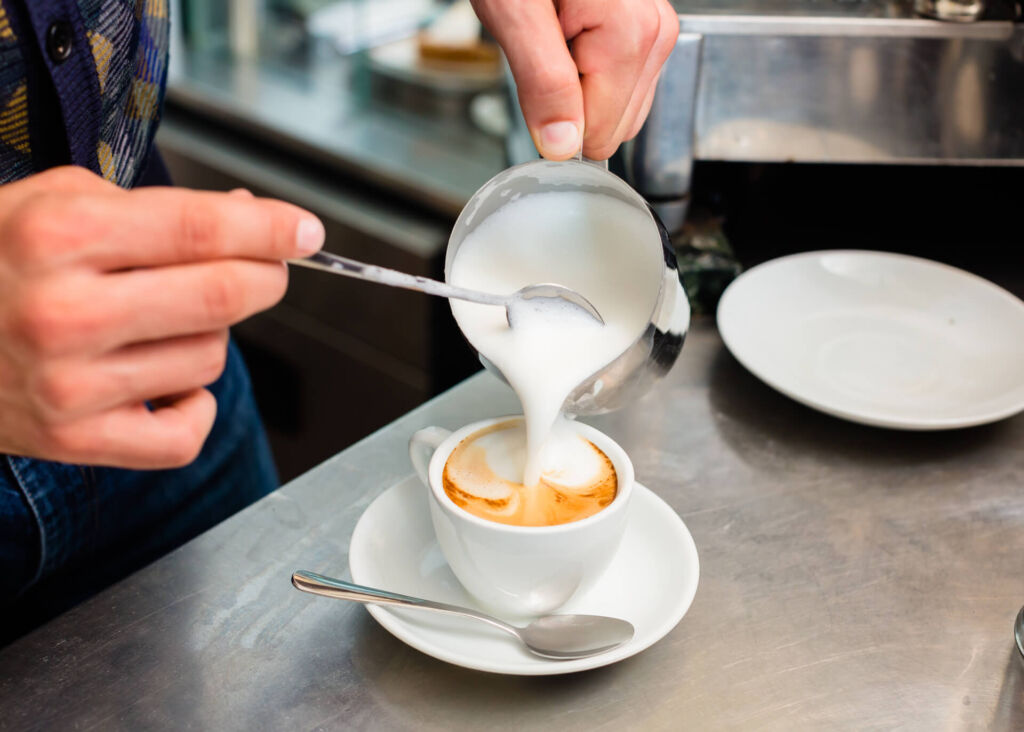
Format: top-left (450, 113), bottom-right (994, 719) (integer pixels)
top-left (291, 570), bottom-right (634, 660)
top-left (518, 613), bottom-right (634, 659)
top-left (507, 283), bottom-right (604, 328)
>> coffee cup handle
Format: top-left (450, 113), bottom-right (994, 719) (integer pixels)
top-left (409, 427), bottom-right (452, 487)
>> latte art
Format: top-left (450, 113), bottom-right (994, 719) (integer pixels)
top-left (442, 421), bottom-right (617, 527)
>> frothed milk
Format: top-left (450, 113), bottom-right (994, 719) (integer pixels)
top-left (449, 190), bottom-right (662, 486)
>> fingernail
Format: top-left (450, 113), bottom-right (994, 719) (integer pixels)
top-left (229, 188), bottom-right (254, 198)
top-left (538, 121), bottom-right (582, 159)
top-left (296, 217), bottom-right (325, 255)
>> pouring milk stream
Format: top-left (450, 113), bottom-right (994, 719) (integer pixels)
top-left (449, 189), bottom-right (664, 487)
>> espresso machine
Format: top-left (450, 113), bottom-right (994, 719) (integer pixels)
top-left (627, 0), bottom-right (1024, 661)
top-left (625, 0), bottom-right (1024, 234)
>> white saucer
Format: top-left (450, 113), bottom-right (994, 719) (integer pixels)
top-left (348, 476), bottom-right (699, 675)
top-left (717, 250), bottom-right (1024, 430)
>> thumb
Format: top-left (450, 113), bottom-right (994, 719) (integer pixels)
top-left (474, 0), bottom-right (584, 160)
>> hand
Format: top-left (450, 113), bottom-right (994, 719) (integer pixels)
top-left (0, 167), bottom-right (324, 469)
top-left (472, 0), bottom-right (679, 160)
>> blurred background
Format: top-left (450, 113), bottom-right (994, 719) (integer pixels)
top-left (162, 0), bottom-right (1024, 481)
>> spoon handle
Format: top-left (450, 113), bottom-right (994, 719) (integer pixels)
top-left (291, 571), bottom-right (518, 637)
top-left (289, 251), bottom-right (507, 308)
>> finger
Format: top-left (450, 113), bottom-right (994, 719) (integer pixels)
top-left (13, 166), bottom-right (118, 199)
top-left (619, 1), bottom-right (678, 142)
top-left (625, 71), bottom-right (660, 142)
top-left (33, 188), bottom-right (325, 272)
top-left (47, 388), bottom-right (218, 469)
top-left (472, 0), bottom-right (584, 159)
top-left (30, 330), bottom-right (230, 421)
top-left (574, 43), bottom-right (643, 159)
top-left (101, 260), bottom-right (286, 349)
top-left (18, 260), bottom-right (287, 356)
top-left (570, 2), bottom-right (664, 159)
top-left (0, 166), bottom-right (120, 228)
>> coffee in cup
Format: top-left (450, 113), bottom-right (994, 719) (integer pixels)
top-left (411, 416), bottom-right (634, 616)
top-left (441, 419), bottom-right (616, 527)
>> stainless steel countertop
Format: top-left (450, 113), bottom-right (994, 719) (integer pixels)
top-left (1, 319), bottom-right (1022, 730)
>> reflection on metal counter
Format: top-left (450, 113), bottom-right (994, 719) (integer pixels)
top-left (916, 0), bottom-right (988, 22)
top-left (624, 0), bottom-right (1024, 233)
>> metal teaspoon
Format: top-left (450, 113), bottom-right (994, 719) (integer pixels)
top-left (291, 570), bottom-right (634, 660)
top-left (289, 250), bottom-right (604, 327)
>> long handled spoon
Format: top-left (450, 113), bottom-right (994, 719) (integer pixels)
top-left (289, 251), bottom-right (603, 327)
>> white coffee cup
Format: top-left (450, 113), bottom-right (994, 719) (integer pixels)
top-left (409, 416), bottom-right (634, 617)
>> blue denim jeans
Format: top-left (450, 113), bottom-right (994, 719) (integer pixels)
top-left (0, 339), bottom-right (277, 637)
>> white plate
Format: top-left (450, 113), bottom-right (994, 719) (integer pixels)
top-left (717, 250), bottom-right (1024, 430)
top-left (348, 475), bottom-right (699, 675)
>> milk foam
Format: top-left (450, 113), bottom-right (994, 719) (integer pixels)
top-left (443, 420), bottom-right (616, 527)
top-left (449, 190), bottom-right (661, 485)
top-left (466, 419), bottom-right (606, 485)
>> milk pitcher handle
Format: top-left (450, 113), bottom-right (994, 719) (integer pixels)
top-left (573, 150), bottom-right (610, 170)
top-left (409, 427), bottom-right (451, 487)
